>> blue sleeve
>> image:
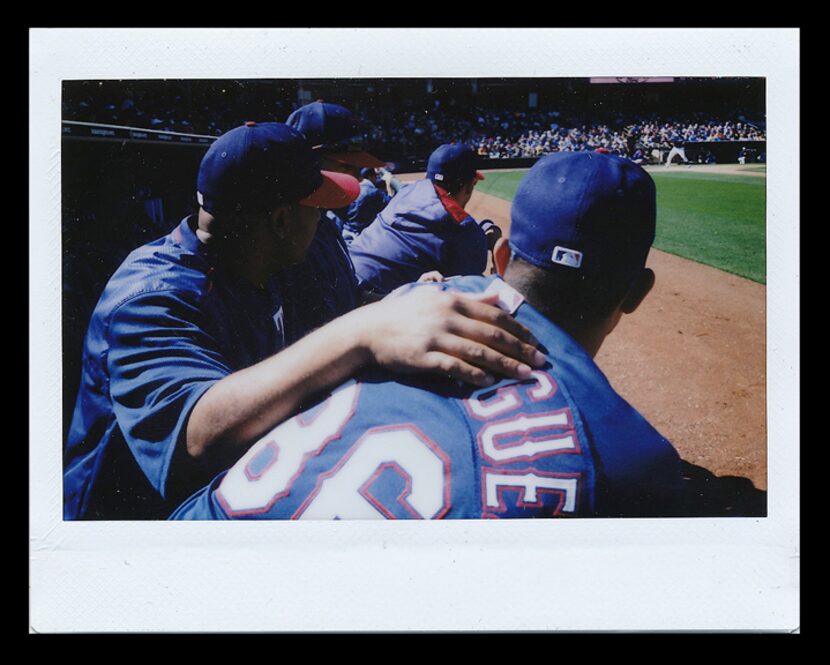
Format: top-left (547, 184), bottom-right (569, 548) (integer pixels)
top-left (105, 290), bottom-right (233, 499)
top-left (578, 400), bottom-right (684, 517)
top-left (169, 473), bottom-right (230, 520)
top-left (444, 219), bottom-right (488, 278)
top-left (345, 188), bottom-right (391, 232)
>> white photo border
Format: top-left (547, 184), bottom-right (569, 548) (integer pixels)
top-left (30, 27), bottom-right (800, 633)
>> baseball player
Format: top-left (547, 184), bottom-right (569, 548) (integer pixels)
top-left (348, 143), bottom-right (490, 298)
top-left (339, 167), bottom-right (393, 244)
top-left (171, 152), bottom-right (686, 521)
top-left (63, 122), bottom-right (548, 521)
top-left (630, 145), bottom-right (647, 165)
top-left (664, 133), bottom-right (691, 167)
top-left (273, 101), bottom-right (388, 344)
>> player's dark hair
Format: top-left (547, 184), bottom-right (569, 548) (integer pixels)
top-left (504, 253), bottom-right (635, 331)
top-left (443, 176), bottom-right (474, 198)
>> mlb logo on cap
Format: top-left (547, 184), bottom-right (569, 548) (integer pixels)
top-left (551, 246), bottom-right (583, 268)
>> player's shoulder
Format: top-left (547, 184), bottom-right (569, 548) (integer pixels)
top-left (387, 178), bottom-right (444, 216)
top-left (95, 240), bottom-right (215, 326)
top-left (542, 325), bottom-right (672, 454)
top-left (505, 293), bottom-right (631, 415)
top-left (510, 301), bottom-right (676, 483)
top-left (455, 215), bottom-right (486, 240)
top-left (386, 274), bottom-right (494, 302)
top-left (354, 369), bottom-right (470, 421)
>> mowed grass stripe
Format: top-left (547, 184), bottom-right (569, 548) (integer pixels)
top-left (476, 168), bottom-right (766, 284)
top-left (650, 172), bottom-right (766, 283)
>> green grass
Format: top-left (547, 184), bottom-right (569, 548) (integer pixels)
top-left (477, 168), bottom-right (766, 284)
top-left (477, 170), bottom-right (528, 202)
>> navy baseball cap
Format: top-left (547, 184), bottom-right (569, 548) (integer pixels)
top-left (509, 152), bottom-right (656, 277)
top-left (426, 144), bottom-right (485, 191)
top-left (197, 121), bottom-right (360, 214)
top-left (286, 101), bottom-right (385, 168)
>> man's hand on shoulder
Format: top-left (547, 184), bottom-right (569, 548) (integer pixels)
top-left (348, 285), bottom-right (546, 387)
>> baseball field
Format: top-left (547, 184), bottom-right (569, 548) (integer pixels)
top-left (403, 163), bottom-right (768, 490)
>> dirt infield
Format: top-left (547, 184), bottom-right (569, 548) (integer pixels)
top-left (400, 171), bottom-right (767, 490)
top-left (646, 163), bottom-right (767, 177)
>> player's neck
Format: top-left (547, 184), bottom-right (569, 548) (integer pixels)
top-left (565, 325), bottom-right (605, 359)
top-left (502, 276), bottom-right (607, 359)
top-left (536, 307), bottom-right (606, 358)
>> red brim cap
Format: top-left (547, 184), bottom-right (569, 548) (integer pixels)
top-left (475, 171), bottom-right (486, 181)
top-left (324, 150), bottom-right (386, 168)
top-left (300, 170), bottom-right (361, 208)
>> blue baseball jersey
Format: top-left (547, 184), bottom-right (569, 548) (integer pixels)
top-left (272, 214), bottom-right (359, 345)
top-left (171, 275), bottom-right (684, 520)
top-left (64, 217), bottom-right (286, 520)
top-left (331, 178), bottom-right (392, 243)
top-left (348, 179), bottom-right (488, 295)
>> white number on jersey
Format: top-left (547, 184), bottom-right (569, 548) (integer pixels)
top-left (215, 382), bottom-right (450, 519)
top-left (216, 381), bottom-right (361, 517)
top-left (295, 425), bottom-right (450, 519)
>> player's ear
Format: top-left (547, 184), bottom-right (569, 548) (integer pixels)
top-left (620, 267), bottom-right (655, 314)
top-left (493, 237), bottom-right (511, 276)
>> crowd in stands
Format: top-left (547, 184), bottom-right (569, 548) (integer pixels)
top-left (469, 117), bottom-right (765, 162)
top-left (63, 85), bottom-right (766, 164)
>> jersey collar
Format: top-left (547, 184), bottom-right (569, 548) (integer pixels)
top-left (432, 182), bottom-right (469, 224)
top-left (173, 216), bottom-right (210, 258)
